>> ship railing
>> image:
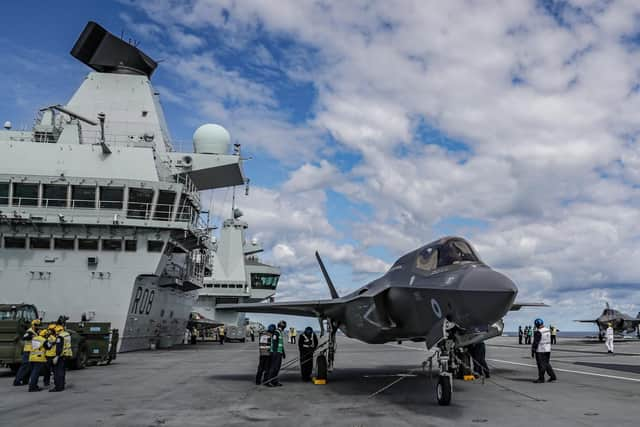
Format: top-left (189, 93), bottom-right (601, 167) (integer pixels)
top-left (6, 197), bottom-right (199, 225)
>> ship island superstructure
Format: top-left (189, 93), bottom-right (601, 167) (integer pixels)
top-left (0, 22), bottom-right (245, 351)
top-left (194, 208), bottom-right (280, 331)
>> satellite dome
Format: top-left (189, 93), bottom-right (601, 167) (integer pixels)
top-left (251, 237), bottom-right (259, 245)
top-left (192, 124), bottom-right (231, 154)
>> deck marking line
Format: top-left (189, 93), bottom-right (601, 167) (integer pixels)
top-left (487, 358), bottom-right (640, 383)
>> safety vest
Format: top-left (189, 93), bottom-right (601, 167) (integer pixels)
top-left (29, 336), bottom-right (46, 363)
top-left (22, 328), bottom-right (36, 352)
top-left (59, 331), bottom-right (73, 357)
top-left (45, 335), bottom-right (57, 357)
top-left (300, 334), bottom-right (316, 350)
top-left (537, 327), bottom-right (551, 353)
top-left (219, 327), bottom-right (225, 336)
top-left (291, 328), bottom-right (297, 337)
top-left (258, 332), bottom-right (272, 356)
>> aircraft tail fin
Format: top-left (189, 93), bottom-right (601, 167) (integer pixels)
top-left (315, 251), bottom-right (339, 299)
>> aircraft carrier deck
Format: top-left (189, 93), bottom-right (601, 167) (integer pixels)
top-left (2, 335), bottom-right (639, 426)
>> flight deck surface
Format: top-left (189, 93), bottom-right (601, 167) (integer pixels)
top-left (1, 336), bottom-right (639, 426)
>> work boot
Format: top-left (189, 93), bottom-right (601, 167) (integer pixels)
top-left (28, 386), bottom-right (42, 392)
top-left (49, 388), bottom-right (63, 392)
top-left (532, 379), bottom-right (545, 384)
top-left (547, 377), bottom-right (556, 383)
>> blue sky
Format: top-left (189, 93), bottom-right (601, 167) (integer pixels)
top-left (2, 1), bottom-right (640, 333)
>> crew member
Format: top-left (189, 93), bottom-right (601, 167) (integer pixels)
top-left (518, 325), bottom-right (523, 345)
top-left (468, 341), bottom-right (490, 378)
top-left (256, 324), bottom-right (274, 385)
top-left (298, 327), bottom-right (318, 381)
top-left (531, 318), bottom-right (557, 383)
top-left (290, 327), bottom-right (297, 344)
top-left (43, 324), bottom-right (58, 388)
top-left (27, 329), bottom-right (47, 392)
top-left (51, 324), bottom-right (72, 392)
top-left (605, 323), bottom-right (614, 354)
top-left (550, 325), bottom-right (558, 345)
top-left (13, 319), bottom-right (40, 386)
top-left (526, 325), bottom-right (533, 344)
top-left (250, 327), bottom-right (256, 342)
top-left (218, 325), bottom-right (225, 345)
top-left (266, 320), bottom-right (286, 387)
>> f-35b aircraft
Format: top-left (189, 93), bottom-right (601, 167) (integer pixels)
top-left (219, 237), bottom-right (543, 405)
top-left (575, 303), bottom-right (640, 341)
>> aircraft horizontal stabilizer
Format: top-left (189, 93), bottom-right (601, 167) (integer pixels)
top-left (509, 302), bottom-right (548, 311)
top-left (217, 299), bottom-right (344, 318)
top-left (573, 319), bottom-right (598, 323)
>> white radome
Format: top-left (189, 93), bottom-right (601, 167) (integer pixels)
top-left (193, 123), bottom-right (231, 155)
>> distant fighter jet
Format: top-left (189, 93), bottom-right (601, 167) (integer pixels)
top-left (575, 302), bottom-right (640, 341)
top-left (219, 236), bottom-right (544, 405)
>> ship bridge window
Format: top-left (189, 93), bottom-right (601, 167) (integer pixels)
top-left (43, 184), bottom-right (67, 208)
top-left (216, 297), bottom-right (239, 305)
top-left (127, 188), bottom-right (154, 219)
top-left (13, 183), bottom-right (39, 207)
top-left (154, 190), bottom-right (176, 221)
top-left (124, 240), bottom-right (137, 252)
top-left (54, 238), bottom-right (75, 250)
top-left (102, 239), bottom-right (122, 251)
top-left (4, 237), bottom-right (26, 249)
top-left (78, 239), bottom-right (99, 250)
top-left (72, 186), bottom-right (96, 209)
top-left (99, 187), bottom-right (124, 210)
top-left (0, 183), bottom-right (8, 205)
top-left (147, 240), bottom-right (164, 252)
top-left (415, 248), bottom-right (438, 272)
top-left (437, 240), bottom-right (478, 268)
top-left (30, 238), bottom-right (51, 249)
top-left (251, 273), bottom-right (280, 290)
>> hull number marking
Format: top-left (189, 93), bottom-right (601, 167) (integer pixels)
top-left (131, 286), bottom-right (155, 315)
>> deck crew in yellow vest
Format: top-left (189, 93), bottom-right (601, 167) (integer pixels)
top-left (42, 324), bottom-right (58, 388)
top-left (51, 324), bottom-right (72, 392)
top-left (13, 319), bottom-right (40, 386)
top-left (28, 330), bottom-right (48, 392)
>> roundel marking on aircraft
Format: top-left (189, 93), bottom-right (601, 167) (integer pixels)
top-left (431, 298), bottom-right (442, 319)
top-left (409, 275), bottom-right (415, 286)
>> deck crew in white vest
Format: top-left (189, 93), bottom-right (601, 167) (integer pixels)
top-left (605, 323), bottom-right (615, 354)
top-left (531, 318), bottom-right (557, 383)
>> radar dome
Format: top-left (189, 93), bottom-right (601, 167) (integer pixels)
top-left (193, 124), bottom-right (231, 154)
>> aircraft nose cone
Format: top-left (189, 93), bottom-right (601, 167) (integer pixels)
top-left (457, 267), bottom-right (517, 326)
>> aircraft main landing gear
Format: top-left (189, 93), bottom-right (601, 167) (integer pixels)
top-left (316, 318), bottom-right (337, 381)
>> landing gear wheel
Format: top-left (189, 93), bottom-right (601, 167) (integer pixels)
top-left (73, 345), bottom-right (88, 370)
top-left (436, 375), bottom-right (452, 406)
top-left (316, 354), bottom-right (328, 380)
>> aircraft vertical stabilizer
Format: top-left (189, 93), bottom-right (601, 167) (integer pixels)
top-left (315, 251), bottom-right (339, 299)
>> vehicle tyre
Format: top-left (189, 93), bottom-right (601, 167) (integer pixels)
top-left (436, 375), bottom-right (452, 406)
top-left (316, 354), bottom-right (328, 380)
top-left (73, 345), bottom-right (89, 370)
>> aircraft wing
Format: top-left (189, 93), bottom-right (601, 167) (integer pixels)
top-left (217, 299), bottom-right (344, 318)
top-left (509, 302), bottom-right (549, 311)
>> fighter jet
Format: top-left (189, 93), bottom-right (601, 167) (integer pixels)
top-left (575, 302), bottom-right (640, 341)
top-left (219, 236), bottom-right (544, 405)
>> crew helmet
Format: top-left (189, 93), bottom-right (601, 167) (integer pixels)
top-left (31, 319), bottom-right (41, 327)
top-left (277, 320), bottom-right (287, 329)
top-left (534, 318), bottom-right (544, 327)
top-left (304, 327), bottom-right (313, 335)
top-left (54, 325), bottom-right (64, 333)
top-left (48, 324), bottom-right (57, 331)
top-left (267, 324), bottom-right (276, 332)
top-left (39, 329), bottom-right (49, 337)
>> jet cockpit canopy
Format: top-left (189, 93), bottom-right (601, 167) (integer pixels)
top-left (414, 238), bottom-right (481, 273)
